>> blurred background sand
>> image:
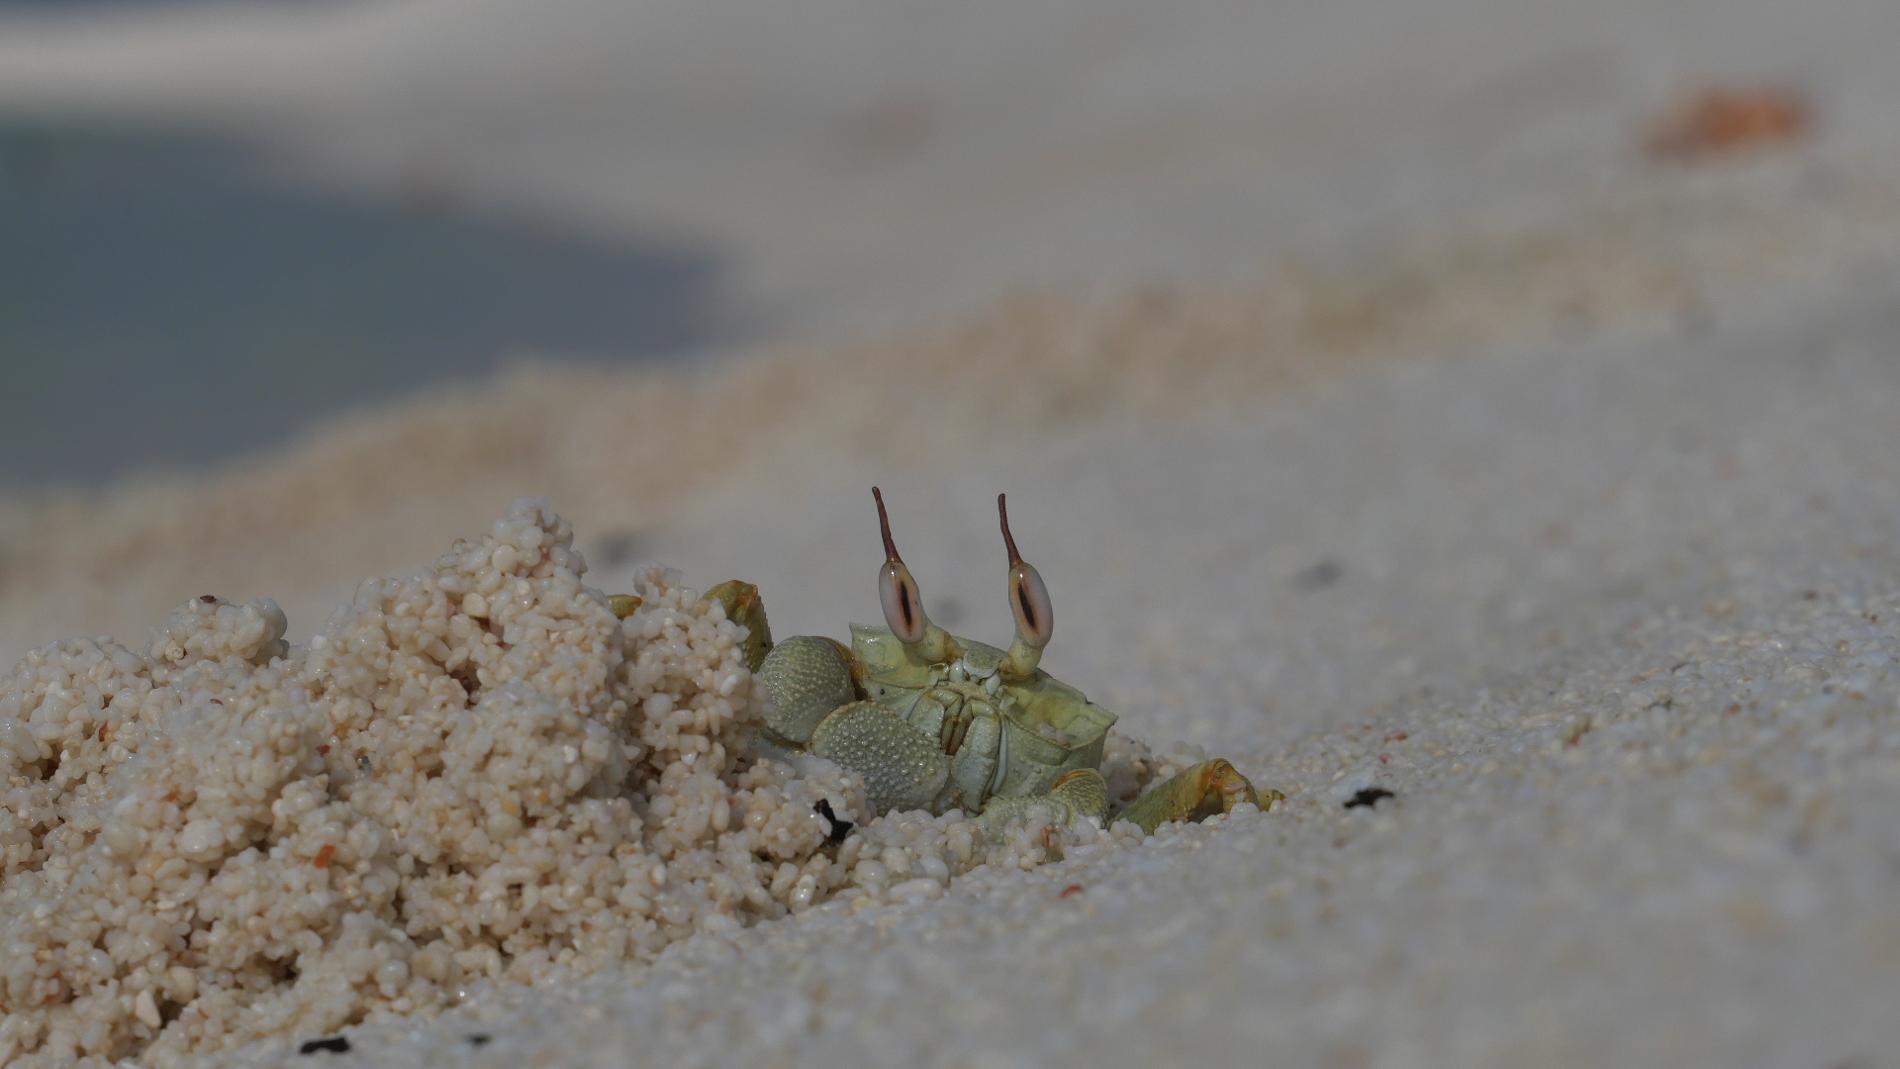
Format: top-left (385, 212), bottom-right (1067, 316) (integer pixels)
top-left (3, 0), bottom-right (1897, 484)
top-left (3, 0), bottom-right (1900, 1065)
top-left (3, 0), bottom-right (1898, 662)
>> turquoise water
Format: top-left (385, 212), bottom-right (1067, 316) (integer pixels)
top-left (0, 121), bottom-right (724, 483)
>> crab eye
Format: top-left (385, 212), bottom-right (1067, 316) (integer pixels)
top-left (879, 560), bottom-right (929, 643)
top-left (1009, 559), bottom-right (1053, 649)
top-left (873, 487), bottom-right (931, 644)
top-left (997, 493), bottom-right (1053, 649)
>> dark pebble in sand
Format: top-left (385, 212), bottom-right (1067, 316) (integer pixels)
top-left (815, 799), bottom-right (855, 844)
top-left (1343, 787), bottom-right (1396, 809)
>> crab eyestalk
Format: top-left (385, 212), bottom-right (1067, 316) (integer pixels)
top-left (997, 493), bottom-right (1053, 682)
top-left (873, 487), bottom-right (958, 664)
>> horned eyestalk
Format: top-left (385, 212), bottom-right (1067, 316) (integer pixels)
top-left (998, 493), bottom-right (1052, 681)
top-left (873, 487), bottom-right (957, 663)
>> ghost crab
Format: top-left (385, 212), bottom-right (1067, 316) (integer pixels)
top-left (625, 489), bottom-right (1278, 835)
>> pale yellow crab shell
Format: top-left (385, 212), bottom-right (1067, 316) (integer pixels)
top-left (848, 623), bottom-right (1117, 800)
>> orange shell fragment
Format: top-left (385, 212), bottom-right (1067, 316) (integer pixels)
top-left (1644, 86), bottom-right (1812, 162)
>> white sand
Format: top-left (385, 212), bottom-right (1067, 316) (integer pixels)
top-left (5, 225), bottom-right (1896, 1065)
top-left (4, 1), bottom-right (1900, 1065)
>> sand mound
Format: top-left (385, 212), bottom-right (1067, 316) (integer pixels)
top-left (0, 500), bottom-right (1159, 1067)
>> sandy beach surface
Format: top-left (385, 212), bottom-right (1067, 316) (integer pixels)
top-left (3, 0), bottom-right (1900, 1066)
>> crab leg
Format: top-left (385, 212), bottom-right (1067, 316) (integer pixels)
top-left (706, 579), bottom-right (774, 672)
top-left (1114, 759), bottom-right (1280, 835)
